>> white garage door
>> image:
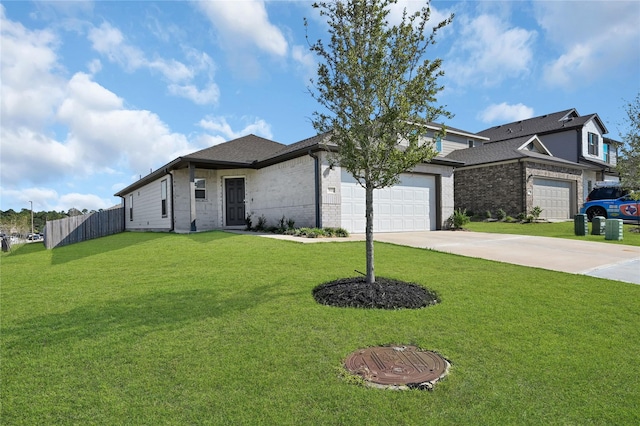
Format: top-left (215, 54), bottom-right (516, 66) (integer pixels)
top-left (532, 178), bottom-right (572, 219)
top-left (341, 170), bottom-right (436, 233)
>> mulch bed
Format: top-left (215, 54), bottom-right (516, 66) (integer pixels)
top-left (312, 277), bottom-right (440, 310)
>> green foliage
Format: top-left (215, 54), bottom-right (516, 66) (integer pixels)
top-left (497, 208), bottom-right (507, 221)
top-left (464, 221), bottom-right (640, 246)
top-left (307, 0), bottom-right (453, 283)
top-left (485, 210), bottom-right (492, 219)
top-left (255, 214), bottom-right (268, 231)
top-left (617, 92), bottom-right (640, 192)
top-left (449, 208), bottom-right (470, 229)
top-left (245, 213), bottom-right (253, 231)
top-left (531, 206), bottom-right (543, 221)
top-left (1, 209), bottom-right (70, 236)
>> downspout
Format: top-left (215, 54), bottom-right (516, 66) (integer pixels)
top-left (167, 169), bottom-right (174, 232)
top-left (308, 150), bottom-right (321, 228)
top-left (520, 160), bottom-right (526, 215)
top-left (189, 162), bottom-right (197, 232)
top-left (120, 196), bottom-right (125, 230)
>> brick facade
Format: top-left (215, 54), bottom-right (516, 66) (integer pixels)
top-left (454, 160), bottom-right (583, 218)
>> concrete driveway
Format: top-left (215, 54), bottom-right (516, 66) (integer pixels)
top-left (371, 231), bottom-right (640, 284)
top-left (257, 230), bottom-right (640, 285)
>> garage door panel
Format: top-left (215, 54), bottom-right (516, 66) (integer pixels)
top-left (341, 170), bottom-right (436, 233)
top-left (532, 178), bottom-right (572, 220)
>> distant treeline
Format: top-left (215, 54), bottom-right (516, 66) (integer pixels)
top-left (0, 208), bottom-right (102, 236)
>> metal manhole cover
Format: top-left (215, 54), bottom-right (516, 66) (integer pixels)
top-left (344, 345), bottom-right (449, 390)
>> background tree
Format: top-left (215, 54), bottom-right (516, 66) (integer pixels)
top-left (307, 0), bottom-right (452, 284)
top-left (617, 92), bottom-right (640, 192)
top-left (617, 92), bottom-right (640, 228)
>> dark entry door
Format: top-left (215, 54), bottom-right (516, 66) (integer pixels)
top-left (225, 178), bottom-right (245, 226)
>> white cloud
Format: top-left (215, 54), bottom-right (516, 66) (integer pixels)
top-left (57, 72), bottom-right (194, 175)
top-left (196, 0), bottom-right (288, 57)
top-left (291, 44), bottom-right (316, 79)
top-left (446, 13), bottom-right (536, 87)
top-left (56, 193), bottom-right (115, 212)
top-left (535, 1), bottom-right (640, 89)
top-left (0, 6), bottom-right (65, 130)
top-left (87, 22), bottom-right (219, 103)
top-left (198, 116), bottom-right (273, 142)
top-left (478, 103), bottom-right (535, 124)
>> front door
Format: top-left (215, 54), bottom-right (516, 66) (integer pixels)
top-left (225, 178), bottom-right (245, 226)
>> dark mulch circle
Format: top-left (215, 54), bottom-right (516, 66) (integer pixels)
top-left (312, 276), bottom-right (440, 310)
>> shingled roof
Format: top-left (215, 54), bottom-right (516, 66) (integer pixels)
top-left (184, 134), bottom-right (286, 164)
top-left (445, 135), bottom-right (587, 168)
top-left (477, 109), bottom-right (608, 143)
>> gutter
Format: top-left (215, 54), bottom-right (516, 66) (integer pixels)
top-left (308, 150), bottom-right (321, 228)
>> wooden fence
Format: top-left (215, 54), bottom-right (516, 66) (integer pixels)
top-left (44, 207), bottom-right (124, 249)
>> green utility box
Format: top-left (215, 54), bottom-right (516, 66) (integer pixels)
top-left (574, 214), bottom-right (588, 236)
top-left (591, 216), bottom-right (606, 235)
top-left (605, 219), bottom-right (623, 241)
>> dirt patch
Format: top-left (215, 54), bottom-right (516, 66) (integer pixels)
top-left (312, 277), bottom-right (439, 309)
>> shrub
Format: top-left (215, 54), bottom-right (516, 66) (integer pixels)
top-left (287, 218), bottom-right (295, 230)
top-left (245, 213), bottom-right (253, 231)
top-left (485, 210), bottom-right (492, 219)
top-left (531, 206), bottom-right (543, 221)
top-left (278, 215), bottom-right (287, 233)
top-left (449, 208), bottom-right (470, 230)
top-left (255, 215), bottom-right (268, 231)
top-left (497, 209), bottom-right (507, 221)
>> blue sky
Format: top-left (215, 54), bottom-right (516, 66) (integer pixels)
top-left (1, 0), bottom-right (639, 213)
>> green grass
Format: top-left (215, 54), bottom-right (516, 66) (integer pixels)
top-left (2, 232), bottom-right (639, 425)
top-left (465, 220), bottom-right (640, 246)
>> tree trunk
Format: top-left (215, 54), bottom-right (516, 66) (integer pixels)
top-left (365, 184), bottom-right (375, 284)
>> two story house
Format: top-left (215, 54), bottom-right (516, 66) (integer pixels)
top-left (478, 109), bottom-right (620, 197)
top-left (446, 109), bottom-right (621, 220)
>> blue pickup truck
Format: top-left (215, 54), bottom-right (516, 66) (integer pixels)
top-left (581, 193), bottom-right (639, 221)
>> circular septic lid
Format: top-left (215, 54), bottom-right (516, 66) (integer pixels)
top-left (344, 345), bottom-right (449, 390)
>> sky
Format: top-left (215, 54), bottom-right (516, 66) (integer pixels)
top-left (1, 0), bottom-right (639, 213)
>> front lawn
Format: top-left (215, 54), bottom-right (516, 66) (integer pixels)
top-left (465, 220), bottom-right (640, 246)
top-left (2, 232), bottom-right (639, 424)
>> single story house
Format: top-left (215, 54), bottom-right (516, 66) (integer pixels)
top-left (446, 135), bottom-right (597, 220)
top-left (114, 126), bottom-right (484, 233)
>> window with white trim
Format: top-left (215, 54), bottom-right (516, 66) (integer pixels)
top-left (588, 132), bottom-right (599, 156)
top-left (194, 178), bottom-right (206, 199)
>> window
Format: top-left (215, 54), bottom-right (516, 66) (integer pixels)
top-left (468, 140), bottom-right (474, 148)
top-left (435, 135), bottom-right (442, 152)
top-left (588, 132), bottom-right (599, 156)
top-left (603, 143), bottom-right (609, 163)
top-left (129, 194), bottom-right (133, 221)
top-left (161, 179), bottom-right (168, 217)
top-left (194, 178), bottom-right (206, 199)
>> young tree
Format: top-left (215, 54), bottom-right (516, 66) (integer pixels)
top-left (307, 0), bottom-right (452, 284)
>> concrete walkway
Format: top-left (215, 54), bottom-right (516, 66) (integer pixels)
top-left (253, 231), bottom-right (640, 285)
